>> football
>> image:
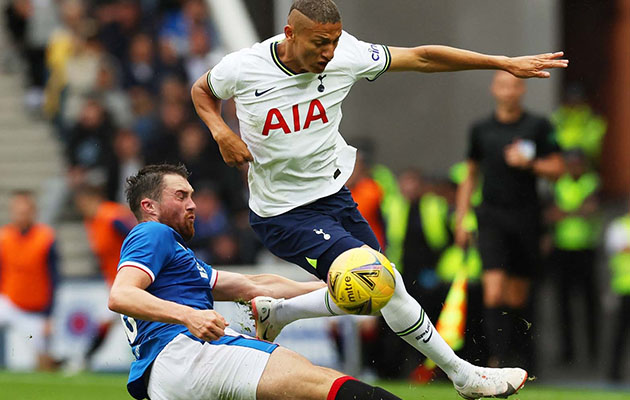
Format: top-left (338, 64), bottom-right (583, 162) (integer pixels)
top-left (327, 247), bottom-right (396, 315)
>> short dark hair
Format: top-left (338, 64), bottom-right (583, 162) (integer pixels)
top-left (290, 0), bottom-right (341, 24)
top-left (11, 189), bottom-right (34, 198)
top-left (125, 164), bottom-right (190, 220)
top-left (73, 183), bottom-right (105, 199)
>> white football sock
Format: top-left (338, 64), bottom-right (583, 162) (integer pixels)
top-left (270, 269), bottom-right (473, 386)
top-left (380, 268), bottom-right (472, 386)
top-left (273, 286), bottom-right (343, 326)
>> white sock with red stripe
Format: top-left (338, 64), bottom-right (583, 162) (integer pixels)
top-left (269, 272), bottom-right (472, 386)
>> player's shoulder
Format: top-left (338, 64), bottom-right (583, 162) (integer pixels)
top-left (125, 221), bottom-right (175, 244)
top-left (0, 225), bottom-right (9, 239)
top-left (521, 111), bottom-right (550, 124)
top-left (333, 30), bottom-right (364, 53)
top-left (520, 112), bottom-right (553, 133)
top-left (35, 223), bottom-right (56, 240)
top-left (471, 114), bottom-right (495, 131)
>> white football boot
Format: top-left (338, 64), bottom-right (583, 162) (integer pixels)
top-left (454, 366), bottom-right (528, 399)
top-left (251, 296), bottom-right (287, 342)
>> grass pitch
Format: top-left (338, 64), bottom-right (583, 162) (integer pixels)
top-left (1, 370), bottom-right (628, 399)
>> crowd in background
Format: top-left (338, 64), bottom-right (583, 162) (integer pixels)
top-left (1, 0), bottom-right (629, 384)
top-left (4, 0), bottom-right (261, 265)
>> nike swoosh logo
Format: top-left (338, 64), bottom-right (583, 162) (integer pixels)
top-left (422, 326), bottom-right (433, 343)
top-left (497, 382), bottom-right (517, 398)
top-left (255, 87), bottom-right (275, 97)
top-left (260, 310), bottom-right (270, 323)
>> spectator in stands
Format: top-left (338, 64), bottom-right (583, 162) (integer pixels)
top-left (93, 57), bottom-right (133, 128)
top-left (122, 33), bottom-right (158, 91)
top-left (159, 75), bottom-right (189, 104)
top-left (73, 184), bottom-right (134, 290)
top-left (59, 30), bottom-right (108, 131)
top-left (106, 128), bottom-right (144, 203)
top-left (176, 122), bottom-right (228, 189)
top-left (72, 184), bottom-right (135, 370)
top-left (397, 169), bottom-right (451, 322)
top-left (0, 190), bottom-right (59, 370)
top-left (3, 1), bottom-right (29, 73)
top-left (159, 0), bottom-right (215, 57)
top-left (372, 168), bottom-right (453, 379)
top-left (44, 0), bottom-right (87, 126)
top-left (173, 180), bottom-right (247, 267)
top-left (346, 140), bottom-right (386, 250)
top-left (5, 0), bottom-right (57, 112)
top-left (156, 37), bottom-right (188, 83)
top-left (605, 198), bottom-right (630, 382)
top-left (187, 184), bottom-right (231, 261)
top-left (95, 0), bottom-right (143, 64)
top-left (128, 85), bottom-right (158, 149)
top-left (184, 25), bottom-right (224, 85)
top-left (545, 150), bottom-right (601, 364)
top-left (210, 232), bottom-right (244, 266)
top-left (66, 96), bottom-right (115, 188)
top-left (144, 100), bottom-right (188, 164)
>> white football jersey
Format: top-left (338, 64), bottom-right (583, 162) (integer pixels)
top-left (209, 31), bottom-right (390, 217)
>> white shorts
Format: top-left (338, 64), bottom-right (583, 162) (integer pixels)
top-left (147, 329), bottom-right (276, 400)
top-left (0, 295), bottom-right (47, 351)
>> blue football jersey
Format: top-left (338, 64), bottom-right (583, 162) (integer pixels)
top-left (117, 221), bottom-right (218, 399)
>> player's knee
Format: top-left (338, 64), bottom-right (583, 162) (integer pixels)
top-left (258, 348), bottom-right (342, 400)
top-left (328, 377), bottom-right (402, 400)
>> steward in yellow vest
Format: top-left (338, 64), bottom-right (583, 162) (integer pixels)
top-left (545, 151), bottom-right (600, 364)
top-left (605, 212), bottom-right (630, 381)
top-left (552, 104), bottom-right (606, 162)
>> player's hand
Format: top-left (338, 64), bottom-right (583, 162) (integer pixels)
top-left (504, 140), bottom-right (534, 169)
top-left (506, 51), bottom-right (568, 78)
top-left (185, 309), bottom-right (229, 341)
top-left (215, 130), bottom-right (254, 167)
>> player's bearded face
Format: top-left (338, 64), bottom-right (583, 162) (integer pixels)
top-left (158, 175), bottom-right (196, 241)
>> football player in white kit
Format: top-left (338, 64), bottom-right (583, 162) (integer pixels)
top-left (191, 1), bottom-right (567, 398)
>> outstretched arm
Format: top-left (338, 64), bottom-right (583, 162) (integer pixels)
top-left (388, 46), bottom-right (568, 78)
top-left (109, 267), bottom-right (228, 341)
top-left (191, 72), bottom-right (253, 166)
top-left (212, 271), bottom-right (326, 302)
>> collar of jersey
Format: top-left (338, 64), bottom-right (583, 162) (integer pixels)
top-left (270, 41), bottom-right (299, 76)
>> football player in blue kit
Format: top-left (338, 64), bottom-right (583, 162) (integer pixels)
top-left (109, 164), bottom-right (408, 400)
top-left (190, 1), bottom-right (568, 398)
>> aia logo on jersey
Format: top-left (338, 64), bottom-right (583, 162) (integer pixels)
top-left (262, 99), bottom-right (328, 136)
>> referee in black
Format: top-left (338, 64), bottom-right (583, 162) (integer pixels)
top-left (454, 71), bottom-right (564, 371)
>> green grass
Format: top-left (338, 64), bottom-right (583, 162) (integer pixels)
top-left (378, 381), bottom-right (630, 400)
top-left (0, 371), bottom-right (130, 399)
top-left (0, 371), bottom-right (628, 399)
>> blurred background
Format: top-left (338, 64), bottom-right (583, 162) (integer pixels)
top-left (0, 0), bottom-right (629, 394)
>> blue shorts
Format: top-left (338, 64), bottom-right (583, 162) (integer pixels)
top-left (250, 187), bottom-right (381, 280)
